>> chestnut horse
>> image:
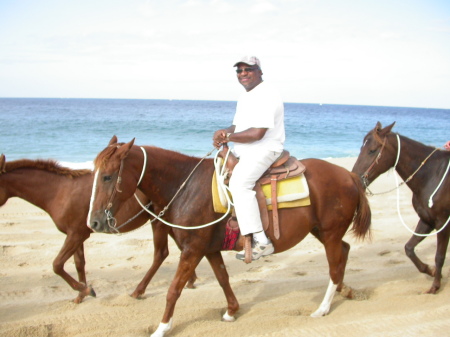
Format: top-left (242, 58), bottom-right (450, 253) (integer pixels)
top-left (352, 122), bottom-right (450, 294)
top-left (88, 136), bottom-right (371, 337)
top-left (0, 154), bottom-right (196, 303)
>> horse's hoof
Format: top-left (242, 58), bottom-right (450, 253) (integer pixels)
top-left (130, 292), bottom-right (146, 299)
top-left (73, 296), bottom-right (83, 304)
top-left (310, 307), bottom-right (329, 318)
top-left (185, 283), bottom-right (196, 289)
top-left (339, 285), bottom-right (353, 299)
top-left (222, 311), bottom-right (236, 322)
top-left (425, 287), bottom-right (439, 294)
top-left (89, 287), bottom-right (96, 297)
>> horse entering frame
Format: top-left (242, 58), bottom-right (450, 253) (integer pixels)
top-left (88, 136), bottom-right (371, 337)
top-left (352, 121), bottom-right (450, 294)
top-left (0, 154), bottom-right (196, 303)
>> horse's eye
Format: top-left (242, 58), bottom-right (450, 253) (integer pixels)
top-left (369, 149), bottom-right (377, 155)
top-left (103, 175), bottom-right (112, 182)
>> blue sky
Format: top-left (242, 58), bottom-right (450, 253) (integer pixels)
top-left (1, 0), bottom-right (449, 108)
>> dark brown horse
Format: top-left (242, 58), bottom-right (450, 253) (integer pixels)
top-left (352, 122), bottom-right (450, 294)
top-left (0, 154), bottom-right (196, 303)
top-left (88, 136), bottom-right (371, 337)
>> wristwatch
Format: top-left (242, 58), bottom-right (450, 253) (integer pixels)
top-left (226, 133), bottom-right (232, 142)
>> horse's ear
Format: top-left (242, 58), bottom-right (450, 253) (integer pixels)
top-left (0, 154), bottom-right (5, 173)
top-left (379, 122), bottom-right (396, 137)
top-left (117, 138), bottom-right (135, 160)
top-left (108, 135), bottom-right (118, 146)
top-left (374, 121), bottom-right (382, 132)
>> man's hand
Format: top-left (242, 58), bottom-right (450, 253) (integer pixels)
top-left (444, 141), bottom-right (450, 150)
top-left (213, 130), bottom-right (227, 149)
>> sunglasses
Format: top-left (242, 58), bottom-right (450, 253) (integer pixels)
top-left (236, 67), bottom-right (257, 74)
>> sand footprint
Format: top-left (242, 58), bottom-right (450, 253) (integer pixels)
top-left (378, 250), bottom-right (391, 256)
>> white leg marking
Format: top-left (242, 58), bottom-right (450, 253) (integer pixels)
top-left (310, 279), bottom-right (338, 318)
top-left (222, 310), bottom-right (236, 322)
top-left (87, 170), bottom-right (99, 229)
top-left (150, 318), bottom-right (173, 337)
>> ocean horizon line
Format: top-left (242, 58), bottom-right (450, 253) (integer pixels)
top-left (58, 155), bottom-right (359, 171)
top-left (1, 96), bottom-right (448, 111)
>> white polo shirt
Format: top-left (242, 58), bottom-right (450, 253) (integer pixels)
top-left (232, 81), bottom-right (285, 156)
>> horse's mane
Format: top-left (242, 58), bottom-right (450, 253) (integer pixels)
top-left (373, 126), bottom-right (437, 152)
top-left (93, 143), bottom-right (126, 170)
top-left (2, 159), bottom-right (91, 178)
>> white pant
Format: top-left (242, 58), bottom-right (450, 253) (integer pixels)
top-left (229, 149), bottom-right (282, 236)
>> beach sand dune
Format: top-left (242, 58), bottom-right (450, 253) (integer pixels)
top-left (1, 158), bottom-right (448, 337)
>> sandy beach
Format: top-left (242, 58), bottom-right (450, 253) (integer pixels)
top-left (0, 157), bottom-right (448, 337)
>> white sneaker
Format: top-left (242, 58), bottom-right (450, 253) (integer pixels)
top-left (236, 239), bottom-right (274, 261)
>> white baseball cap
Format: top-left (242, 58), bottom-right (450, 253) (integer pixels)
top-left (233, 55), bottom-right (261, 68)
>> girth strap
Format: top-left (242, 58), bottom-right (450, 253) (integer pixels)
top-left (254, 182), bottom-right (269, 231)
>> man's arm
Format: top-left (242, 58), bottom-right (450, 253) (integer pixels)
top-left (228, 127), bottom-right (267, 144)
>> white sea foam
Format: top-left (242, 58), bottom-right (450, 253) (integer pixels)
top-left (60, 161), bottom-right (94, 170)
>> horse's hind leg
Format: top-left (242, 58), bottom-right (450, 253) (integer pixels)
top-left (310, 227), bottom-right (352, 295)
top-left (72, 244), bottom-right (97, 303)
top-left (205, 251), bottom-right (239, 321)
top-left (53, 233), bottom-right (94, 303)
top-left (311, 239), bottom-right (349, 317)
top-left (335, 241), bottom-right (352, 296)
top-left (427, 230), bottom-right (450, 294)
top-left (405, 220), bottom-right (434, 277)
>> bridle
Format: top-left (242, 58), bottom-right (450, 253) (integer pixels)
top-left (361, 136), bottom-right (388, 190)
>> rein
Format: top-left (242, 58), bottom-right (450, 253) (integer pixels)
top-left (362, 134), bottom-right (450, 237)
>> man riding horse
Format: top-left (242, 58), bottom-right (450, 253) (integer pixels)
top-left (213, 56), bottom-right (285, 261)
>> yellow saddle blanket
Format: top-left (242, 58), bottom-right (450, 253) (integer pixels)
top-left (212, 172), bottom-right (311, 214)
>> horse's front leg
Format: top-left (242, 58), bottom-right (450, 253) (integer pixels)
top-left (205, 251), bottom-right (239, 321)
top-left (404, 220), bottom-right (434, 277)
top-left (131, 222), bottom-right (170, 299)
top-left (150, 251), bottom-right (203, 337)
top-left (427, 230), bottom-right (450, 294)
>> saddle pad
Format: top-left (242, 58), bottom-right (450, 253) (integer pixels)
top-left (212, 172), bottom-right (311, 214)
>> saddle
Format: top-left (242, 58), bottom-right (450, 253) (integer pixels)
top-left (218, 145), bottom-right (306, 242)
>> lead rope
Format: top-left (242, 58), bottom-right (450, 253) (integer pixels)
top-left (391, 135), bottom-right (450, 237)
top-left (133, 147), bottom-right (233, 230)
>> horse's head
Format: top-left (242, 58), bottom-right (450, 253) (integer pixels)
top-left (352, 121), bottom-right (397, 186)
top-left (88, 136), bottom-right (140, 232)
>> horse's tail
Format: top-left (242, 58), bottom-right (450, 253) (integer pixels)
top-left (350, 172), bottom-right (372, 241)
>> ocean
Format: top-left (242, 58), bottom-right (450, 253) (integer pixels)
top-left (1, 98), bottom-right (449, 169)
